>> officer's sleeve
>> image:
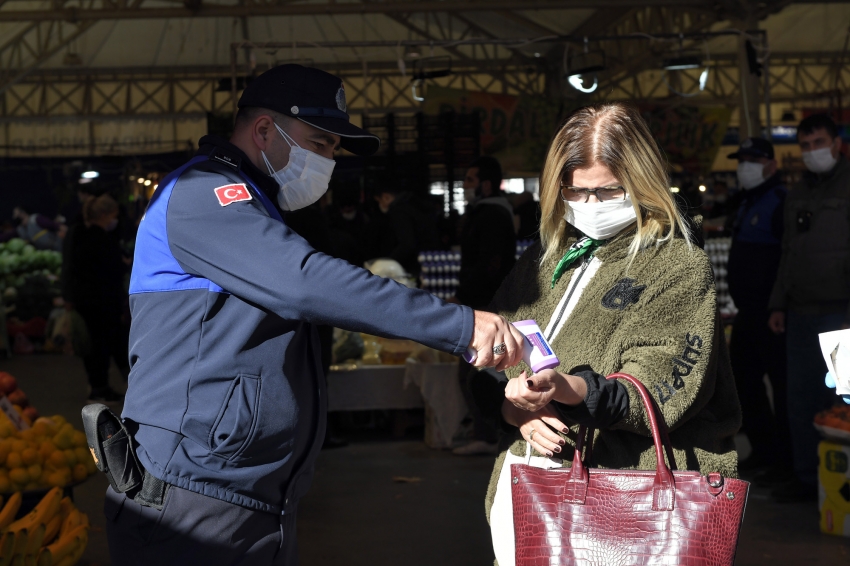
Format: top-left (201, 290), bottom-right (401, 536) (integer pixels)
top-left (165, 169), bottom-right (473, 355)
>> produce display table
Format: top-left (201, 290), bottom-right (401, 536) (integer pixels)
top-left (327, 361), bottom-right (467, 448)
top-left (327, 365), bottom-right (422, 412)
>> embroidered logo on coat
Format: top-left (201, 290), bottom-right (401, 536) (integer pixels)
top-left (601, 278), bottom-right (647, 310)
top-left (656, 333), bottom-right (703, 404)
top-left (214, 184), bottom-right (252, 206)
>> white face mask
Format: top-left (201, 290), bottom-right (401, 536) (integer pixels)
top-left (736, 161), bottom-right (765, 190)
top-left (802, 147), bottom-right (838, 174)
top-left (563, 195), bottom-right (637, 240)
top-left (463, 187), bottom-right (478, 203)
top-left (341, 210), bottom-right (357, 221)
top-left (262, 123), bottom-right (336, 211)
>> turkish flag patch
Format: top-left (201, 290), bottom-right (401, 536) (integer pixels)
top-left (214, 183), bottom-right (252, 206)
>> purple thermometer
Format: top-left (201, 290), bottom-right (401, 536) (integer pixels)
top-left (463, 319), bottom-right (560, 373)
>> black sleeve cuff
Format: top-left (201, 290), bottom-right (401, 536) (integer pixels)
top-left (468, 369), bottom-right (513, 433)
top-left (554, 366), bottom-right (630, 429)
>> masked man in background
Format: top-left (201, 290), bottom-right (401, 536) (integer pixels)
top-left (725, 138), bottom-right (790, 484)
top-left (768, 114), bottom-right (850, 502)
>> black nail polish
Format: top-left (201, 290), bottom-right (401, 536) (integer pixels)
top-left (554, 446), bottom-right (561, 453)
top-left (526, 380), bottom-right (534, 388)
top-left (546, 451), bottom-right (554, 457)
top-left (559, 439), bottom-right (566, 446)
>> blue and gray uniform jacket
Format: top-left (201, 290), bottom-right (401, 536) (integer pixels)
top-left (727, 173), bottom-right (786, 310)
top-left (124, 136), bottom-right (474, 514)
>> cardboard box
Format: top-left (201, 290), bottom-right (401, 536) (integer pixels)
top-left (818, 441), bottom-right (850, 537)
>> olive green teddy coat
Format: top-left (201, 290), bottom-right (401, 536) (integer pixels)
top-left (483, 228), bottom-right (742, 522)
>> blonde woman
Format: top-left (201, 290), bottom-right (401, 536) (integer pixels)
top-left (471, 103), bottom-right (742, 565)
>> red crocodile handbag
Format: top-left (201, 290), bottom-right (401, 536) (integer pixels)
top-left (511, 372), bottom-right (749, 566)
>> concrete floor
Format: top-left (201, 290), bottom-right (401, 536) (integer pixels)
top-left (2, 354), bottom-right (849, 565)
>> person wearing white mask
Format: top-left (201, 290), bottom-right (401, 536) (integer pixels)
top-left (105, 64), bottom-right (526, 566)
top-left (767, 113), bottom-right (850, 503)
top-left (465, 103), bottom-right (741, 565)
top-left (725, 138), bottom-right (791, 484)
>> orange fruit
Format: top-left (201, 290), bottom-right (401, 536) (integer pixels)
top-left (73, 447), bottom-right (89, 466)
top-left (19, 429), bottom-right (37, 442)
top-left (71, 431), bottom-right (86, 448)
top-left (0, 443), bottom-right (9, 466)
top-left (53, 431), bottom-right (73, 450)
top-left (47, 450), bottom-right (66, 468)
top-left (39, 439), bottom-right (57, 460)
top-left (5, 452), bottom-right (22, 469)
top-left (8, 467), bottom-right (28, 485)
top-left (10, 439), bottom-right (26, 453)
top-left (62, 449), bottom-right (77, 467)
top-left (50, 415), bottom-right (67, 426)
top-left (27, 464), bottom-right (41, 480)
top-left (72, 464), bottom-right (87, 483)
top-left (46, 471), bottom-right (66, 488)
top-left (0, 422), bottom-right (13, 439)
top-left (0, 475), bottom-right (10, 493)
top-left (21, 447), bottom-right (40, 466)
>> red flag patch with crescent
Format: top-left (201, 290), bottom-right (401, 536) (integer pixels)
top-left (214, 183), bottom-right (252, 206)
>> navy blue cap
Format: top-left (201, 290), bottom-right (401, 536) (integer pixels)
top-left (727, 137), bottom-right (775, 160)
top-left (238, 64), bottom-right (380, 156)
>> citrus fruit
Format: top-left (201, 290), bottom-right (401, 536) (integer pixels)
top-left (62, 449), bottom-right (77, 467)
top-left (21, 447), bottom-right (40, 466)
top-left (72, 464), bottom-right (87, 483)
top-left (8, 467), bottom-right (28, 485)
top-left (5, 452), bottom-right (22, 469)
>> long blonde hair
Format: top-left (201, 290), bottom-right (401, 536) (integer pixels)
top-left (539, 103), bottom-right (692, 264)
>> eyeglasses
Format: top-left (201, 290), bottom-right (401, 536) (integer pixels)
top-left (559, 184), bottom-right (627, 203)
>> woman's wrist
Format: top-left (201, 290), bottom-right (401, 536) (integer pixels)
top-left (553, 372), bottom-right (588, 406)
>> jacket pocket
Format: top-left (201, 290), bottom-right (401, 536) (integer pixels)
top-left (208, 374), bottom-right (261, 461)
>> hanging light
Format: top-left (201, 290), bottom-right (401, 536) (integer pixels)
top-left (144, 180), bottom-right (152, 186)
top-left (670, 187), bottom-right (680, 193)
top-left (564, 39), bottom-right (605, 94)
top-left (698, 185), bottom-right (707, 192)
top-left (137, 177), bottom-right (145, 184)
top-left (567, 74), bottom-right (598, 93)
top-left (81, 171), bottom-right (99, 179)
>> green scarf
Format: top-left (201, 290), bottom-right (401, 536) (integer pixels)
top-left (551, 237), bottom-right (603, 288)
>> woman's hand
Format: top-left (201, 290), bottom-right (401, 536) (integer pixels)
top-left (501, 400), bottom-right (573, 458)
top-left (504, 369), bottom-right (587, 412)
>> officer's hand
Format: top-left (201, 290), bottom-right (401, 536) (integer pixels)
top-left (768, 311), bottom-right (785, 334)
top-left (469, 311), bottom-right (524, 371)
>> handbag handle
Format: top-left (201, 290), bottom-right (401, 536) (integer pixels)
top-left (564, 372), bottom-right (676, 511)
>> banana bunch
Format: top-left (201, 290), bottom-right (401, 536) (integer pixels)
top-left (0, 488), bottom-right (89, 566)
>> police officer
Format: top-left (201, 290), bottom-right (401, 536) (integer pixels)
top-left (725, 137), bottom-right (790, 478)
top-left (106, 64), bottom-right (523, 565)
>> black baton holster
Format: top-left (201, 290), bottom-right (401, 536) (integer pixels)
top-left (82, 403), bottom-right (144, 494)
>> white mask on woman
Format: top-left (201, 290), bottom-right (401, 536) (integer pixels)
top-left (736, 161), bottom-right (765, 190)
top-left (563, 195), bottom-right (637, 240)
top-left (261, 123), bottom-right (336, 211)
top-left (802, 147), bottom-right (838, 174)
